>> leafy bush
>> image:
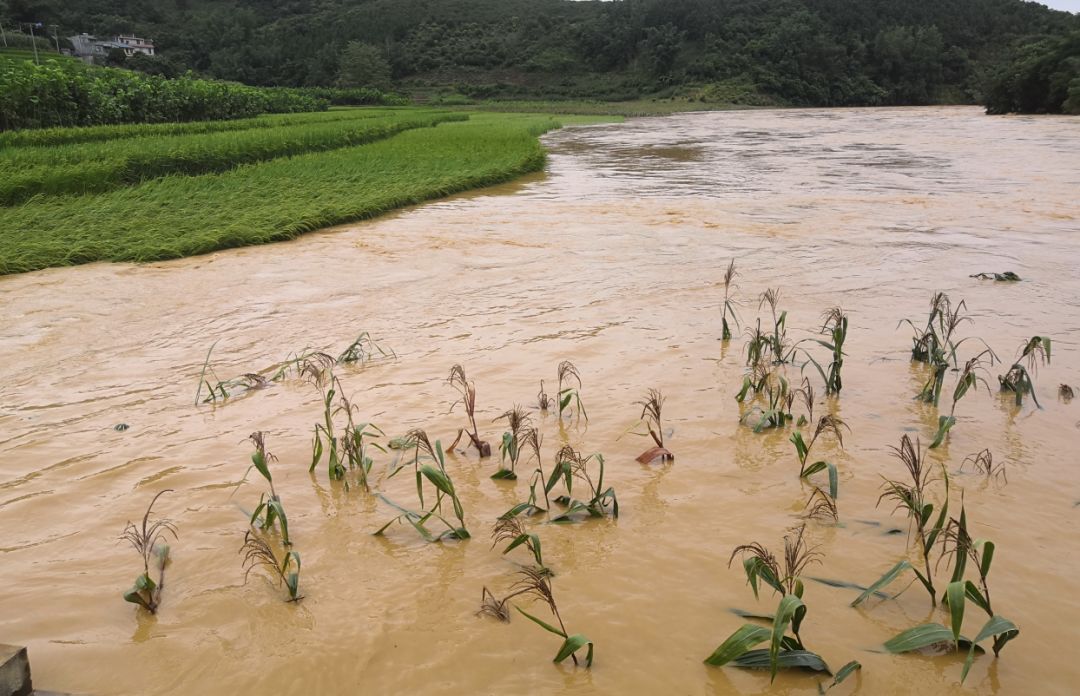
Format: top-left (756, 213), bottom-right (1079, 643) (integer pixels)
top-left (0, 57), bottom-right (327, 131)
top-left (984, 31), bottom-right (1080, 115)
top-left (299, 86), bottom-right (409, 106)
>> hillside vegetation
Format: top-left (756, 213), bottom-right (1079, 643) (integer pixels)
top-left (11, 0), bottom-right (1077, 110)
top-left (0, 49), bottom-right (412, 130)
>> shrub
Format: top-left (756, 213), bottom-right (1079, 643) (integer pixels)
top-left (0, 58), bottom-right (327, 131)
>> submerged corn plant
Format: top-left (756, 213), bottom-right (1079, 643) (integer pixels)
top-left (803, 488), bottom-right (839, 524)
top-left (310, 375), bottom-right (343, 481)
top-left (721, 259), bottom-right (740, 341)
top-left (730, 524), bottom-right (821, 601)
top-left (556, 361), bottom-right (588, 423)
top-left (905, 294), bottom-right (992, 407)
top-left (633, 388), bottom-right (674, 463)
top-left (852, 435), bottom-right (949, 608)
top-left (308, 376), bottom-right (384, 488)
top-left (195, 340), bottom-right (226, 404)
top-left (120, 489), bottom-right (177, 614)
top-left (269, 349), bottom-right (336, 383)
top-left (742, 373), bottom-right (794, 432)
top-left (492, 517), bottom-right (548, 572)
top-left (537, 380), bottom-right (551, 412)
top-left (309, 375), bottom-right (385, 490)
top-left (493, 405), bottom-right (530, 480)
top-left (794, 377), bottom-right (815, 427)
top-left (513, 567), bottom-right (594, 667)
top-left (447, 364), bottom-right (492, 457)
top-left (998, 336), bottom-right (1050, 407)
top-left (735, 350), bottom-right (771, 403)
top-left (736, 315), bottom-right (779, 402)
top-left (706, 525), bottom-right (860, 684)
top-left (194, 340), bottom-right (271, 404)
top-left (883, 503), bottom-right (1019, 683)
top-left (197, 346), bottom-right (334, 404)
top-left (478, 586), bottom-right (517, 622)
top-left (930, 350), bottom-right (995, 448)
top-left (336, 331), bottom-right (395, 365)
top-left (547, 445), bottom-right (618, 522)
top-left (240, 529), bottom-right (302, 602)
top-left (501, 428), bottom-right (550, 519)
top-left (247, 432), bottom-right (292, 546)
top-left (789, 415), bottom-right (847, 498)
top-left (743, 319), bottom-right (772, 369)
top-left (959, 449), bottom-right (1007, 484)
top-left (340, 418), bottom-right (385, 490)
top-left (376, 429), bottom-right (469, 542)
top-left (798, 307), bottom-right (848, 395)
top-left (901, 292), bottom-right (953, 365)
top-left (759, 288), bottom-right (792, 364)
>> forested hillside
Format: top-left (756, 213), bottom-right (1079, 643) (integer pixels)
top-left (3, 0), bottom-right (1078, 108)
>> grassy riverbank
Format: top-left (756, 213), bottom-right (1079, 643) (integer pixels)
top-left (0, 110), bottom-right (616, 275)
top-left (460, 98), bottom-right (761, 118)
top-left (0, 110), bottom-right (468, 205)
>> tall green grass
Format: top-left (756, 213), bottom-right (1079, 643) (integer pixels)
top-left (0, 58), bottom-right (326, 131)
top-left (0, 114), bottom-right (602, 274)
top-left (0, 107), bottom-right (410, 149)
top-left (0, 111), bottom-right (468, 205)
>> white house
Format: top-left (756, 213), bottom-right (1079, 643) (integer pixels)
top-left (69, 33), bottom-right (155, 63)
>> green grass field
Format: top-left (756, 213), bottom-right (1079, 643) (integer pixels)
top-left (0, 109), bottom-right (468, 205)
top-left (0, 107), bottom-right (408, 149)
top-left (0, 111), bottom-right (617, 275)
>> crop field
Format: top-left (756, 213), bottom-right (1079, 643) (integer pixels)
top-left (0, 110), bottom-right (470, 204)
top-left (0, 107), bottom-right (405, 149)
top-left (0, 109), bottom-right (616, 275)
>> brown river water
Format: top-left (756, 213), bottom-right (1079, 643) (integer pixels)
top-left (1, 106), bottom-right (1079, 695)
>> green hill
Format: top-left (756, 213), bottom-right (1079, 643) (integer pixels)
top-left (7, 0), bottom-right (1079, 108)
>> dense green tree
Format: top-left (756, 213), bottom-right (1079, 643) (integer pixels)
top-left (984, 30), bottom-right (1080, 114)
top-left (872, 25), bottom-right (946, 104)
top-left (105, 46), bottom-right (126, 66)
top-left (336, 40), bottom-right (391, 89)
top-left (126, 52), bottom-right (181, 78)
top-left (640, 23), bottom-right (684, 77)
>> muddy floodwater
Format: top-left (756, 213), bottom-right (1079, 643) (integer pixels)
top-left (1, 106), bottom-right (1079, 695)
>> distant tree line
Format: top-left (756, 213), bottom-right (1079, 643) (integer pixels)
top-left (984, 30), bottom-right (1080, 114)
top-left (3, 0), bottom-right (1078, 112)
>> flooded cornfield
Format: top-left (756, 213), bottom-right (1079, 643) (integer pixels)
top-left (1, 105), bottom-right (1078, 695)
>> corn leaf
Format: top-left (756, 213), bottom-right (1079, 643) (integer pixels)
top-left (252, 450), bottom-right (272, 483)
top-left (850, 560), bottom-right (911, 607)
top-left (516, 607), bottom-right (567, 637)
top-left (704, 624), bottom-right (771, 666)
top-left (829, 660), bottom-right (861, 686)
top-left (976, 615), bottom-right (1019, 656)
top-left (554, 634), bottom-right (593, 666)
top-left (731, 648), bottom-right (831, 674)
top-left (929, 415), bottom-right (956, 449)
top-left (946, 581), bottom-right (966, 643)
top-left (884, 623), bottom-right (975, 653)
top-left (771, 595), bottom-right (806, 681)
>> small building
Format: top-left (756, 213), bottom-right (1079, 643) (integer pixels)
top-left (68, 32), bottom-right (155, 64)
top-left (113, 34), bottom-right (155, 56)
